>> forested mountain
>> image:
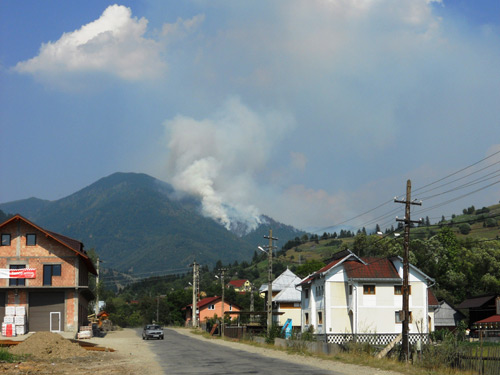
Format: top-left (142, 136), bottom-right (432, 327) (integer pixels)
top-left (0, 172), bottom-right (305, 275)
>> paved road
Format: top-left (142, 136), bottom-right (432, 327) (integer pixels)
top-left (144, 328), bottom-right (341, 375)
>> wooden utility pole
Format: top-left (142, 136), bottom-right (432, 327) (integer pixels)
top-left (395, 180), bottom-right (421, 361)
top-left (263, 230), bottom-right (278, 335)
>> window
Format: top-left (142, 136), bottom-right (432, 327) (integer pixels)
top-left (43, 264), bottom-right (61, 286)
top-left (1, 234), bottom-right (11, 246)
top-left (315, 285), bottom-right (324, 297)
top-left (394, 285), bottom-right (411, 295)
top-left (395, 310), bottom-right (413, 323)
top-left (305, 288), bottom-right (309, 299)
top-left (26, 234), bottom-right (37, 246)
top-left (318, 311), bottom-right (323, 325)
top-left (305, 312), bottom-right (309, 325)
top-left (208, 304), bottom-right (215, 310)
top-left (9, 265), bottom-right (26, 287)
top-left (363, 285), bottom-right (376, 295)
top-left (349, 285), bottom-right (353, 295)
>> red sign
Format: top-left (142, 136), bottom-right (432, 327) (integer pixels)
top-left (10, 268), bottom-right (36, 278)
top-left (0, 268), bottom-right (37, 279)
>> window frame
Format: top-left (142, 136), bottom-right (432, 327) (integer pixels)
top-left (208, 304), bottom-right (215, 310)
top-left (26, 233), bottom-right (37, 246)
top-left (1, 234), bottom-right (11, 246)
top-left (363, 285), bottom-right (376, 295)
top-left (395, 310), bottom-right (413, 324)
top-left (43, 264), bottom-right (62, 286)
top-left (9, 264), bottom-right (26, 287)
top-left (394, 285), bottom-right (411, 295)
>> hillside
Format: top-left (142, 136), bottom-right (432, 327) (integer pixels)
top-left (0, 172), bottom-right (305, 275)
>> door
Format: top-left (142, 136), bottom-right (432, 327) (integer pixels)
top-left (50, 312), bottom-right (61, 332)
top-left (29, 292), bottom-right (65, 331)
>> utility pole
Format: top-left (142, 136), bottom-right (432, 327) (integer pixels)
top-left (263, 230), bottom-right (278, 335)
top-left (219, 268), bottom-right (227, 337)
top-left (250, 285), bottom-right (255, 323)
top-left (395, 180), bottom-right (422, 362)
top-left (95, 257), bottom-right (100, 316)
top-left (191, 261), bottom-right (200, 328)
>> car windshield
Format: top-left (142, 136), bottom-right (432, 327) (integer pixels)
top-left (147, 325), bottom-right (161, 330)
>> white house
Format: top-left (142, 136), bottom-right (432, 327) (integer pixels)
top-left (299, 249), bottom-right (435, 342)
top-left (260, 268), bottom-right (302, 328)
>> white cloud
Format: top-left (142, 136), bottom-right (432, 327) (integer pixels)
top-left (14, 5), bottom-right (166, 81)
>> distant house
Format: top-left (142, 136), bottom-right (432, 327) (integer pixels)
top-left (184, 296), bottom-right (241, 326)
top-left (299, 249), bottom-right (435, 342)
top-left (0, 215), bottom-right (97, 333)
top-left (433, 300), bottom-right (465, 332)
top-left (456, 295), bottom-right (500, 326)
top-left (227, 279), bottom-right (252, 293)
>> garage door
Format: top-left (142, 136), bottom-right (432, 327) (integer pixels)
top-left (29, 292), bottom-right (65, 332)
top-left (0, 292), bottom-right (5, 324)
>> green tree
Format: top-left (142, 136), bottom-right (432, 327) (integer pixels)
top-left (458, 223), bottom-right (471, 235)
top-left (294, 260), bottom-right (325, 278)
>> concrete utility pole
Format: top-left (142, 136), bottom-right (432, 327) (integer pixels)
top-left (219, 268), bottom-right (227, 337)
top-left (395, 180), bottom-right (422, 362)
top-left (95, 257), bottom-right (100, 316)
top-left (263, 230), bottom-right (278, 335)
top-left (191, 261), bottom-right (200, 328)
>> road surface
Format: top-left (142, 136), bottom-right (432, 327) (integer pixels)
top-left (145, 328), bottom-right (341, 375)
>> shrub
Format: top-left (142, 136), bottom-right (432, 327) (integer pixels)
top-left (458, 223), bottom-right (471, 235)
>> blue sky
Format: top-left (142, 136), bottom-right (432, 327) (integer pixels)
top-left (1, 0), bottom-right (500, 232)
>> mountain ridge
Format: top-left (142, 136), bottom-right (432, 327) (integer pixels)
top-left (0, 172), bottom-right (305, 274)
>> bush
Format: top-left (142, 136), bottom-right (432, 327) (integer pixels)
top-left (459, 223), bottom-right (471, 235)
top-left (485, 218), bottom-right (497, 227)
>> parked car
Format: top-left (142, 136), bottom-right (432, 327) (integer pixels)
top-left (142, 324), bottom-right (164, 340)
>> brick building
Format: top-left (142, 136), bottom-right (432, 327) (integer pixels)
top-left (0, 215), bottom-right (97, 333)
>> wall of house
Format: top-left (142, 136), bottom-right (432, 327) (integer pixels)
top-left (199, 300), bottom-right (240, 323)
top-left (0, 220), bottom-right (85, 332)
top-left (276, 302), bottom-right (301, 327)
top-left (328, 282), bottom-right (352, 333)
top-left (0, 221), bottom-right (78, 288)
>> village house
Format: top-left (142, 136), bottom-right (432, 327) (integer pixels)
top-left (0, 215), bottom-right (97, 333)
top-left (227, 279), bottom-right (252, 293)
top-left (184, 295), bottom-right (241, 327)
top-left (433, 300), bottom-right (465, 332)
top-left (299, 249), bottom-right (435, 344)
top-left (260, 268), bottom-right (302, 328)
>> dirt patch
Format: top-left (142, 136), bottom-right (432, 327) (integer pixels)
top-left (9, 332), bottom-right (89, 359)
top-left (1, 329), bottom-right (161, 375)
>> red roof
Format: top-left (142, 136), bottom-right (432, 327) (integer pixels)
top-left (344, 258), bottom-right (400, 280)
top-left (299, 252), bottom-right (404, 287)
top-left (474, 315), bottom-right (500, 324)
top-left (184, 296), bottom-right (242, 310)
top-left (228, 279), bottom-right (248, 288)
top-left (428, 289), bottom-right (439, 306)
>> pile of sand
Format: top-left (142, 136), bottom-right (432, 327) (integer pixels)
top-left (9, 332), bottom-right (89, 359)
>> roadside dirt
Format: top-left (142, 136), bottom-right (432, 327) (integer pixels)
top-left (1, 329), bottom-right (162, 375)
